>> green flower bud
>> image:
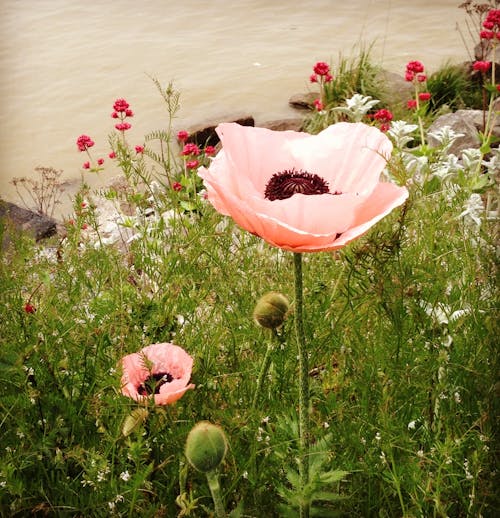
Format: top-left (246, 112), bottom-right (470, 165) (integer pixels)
top-left (185, 421), bottom-right (228, 473)
top-left (253, 292), bottom-right (290, 329)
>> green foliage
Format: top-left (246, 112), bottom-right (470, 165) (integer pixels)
top-left (427, 61), bottom-right (483, 112)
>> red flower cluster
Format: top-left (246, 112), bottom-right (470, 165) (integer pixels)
top-left (24, 302), bottom-right (36, 314)
top-left (405, 60), bottom-right (425, 82)
top-left (373, 108), bottom-right (393, 132)
top-left (313, 98), bottom-right (324, 111)
top-left (181, 143), bottom-right (200, 156)
top-left (112, 98), bottom-right (133, 132)
top-left (405, 60), bottom-right (431, 109)
top-left (177, 130), bottom-right (189, 142)
top-left (473, 60), bottom-right (492, 73)
top-left (480, 9), bottom-right (500, 39)
top-left (76, 134), bottom-right (94, 152)
top-left (310, 61), bottom-right (333, 83)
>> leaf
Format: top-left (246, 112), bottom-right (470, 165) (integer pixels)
top-left (122, 408), bottom-right (149, 437)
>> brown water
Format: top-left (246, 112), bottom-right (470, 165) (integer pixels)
top-left (0, 0), bottom-right (473, 216)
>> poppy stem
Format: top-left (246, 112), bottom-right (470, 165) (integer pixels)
top-left (293, 252), bottom-right (310, 518)
top-left (206, 470), bottom-right (226, 517)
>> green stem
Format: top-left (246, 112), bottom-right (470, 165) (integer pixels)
top-left (251, 330), bottom-right (276, 411)
top-left (293, 252), bottom-right (310, 518)
top-left (206, 470), bottom-right (226, 518)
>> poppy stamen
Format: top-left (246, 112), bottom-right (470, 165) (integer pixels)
top-left (138, 372), bottom-right (174, 395)
top-left (264, 168), bottom-right (330, 201)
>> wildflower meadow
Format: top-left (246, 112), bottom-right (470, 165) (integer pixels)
top-left (1, 5), bottom-right (499, 517)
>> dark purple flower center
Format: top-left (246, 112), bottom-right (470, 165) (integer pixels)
top-left (264, 169), bottom-right (333, 201)
top-left (138, 372), bottom-right (173, 395)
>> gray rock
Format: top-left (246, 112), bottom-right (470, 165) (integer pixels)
top-left (0, 200), bottom-right (58, 242)
top-left (427, 109), bottom-right (484, 155)
top-left (261, 118), bottom-right (304, 132)
top-left (288, 92), bottom-right (317, 110)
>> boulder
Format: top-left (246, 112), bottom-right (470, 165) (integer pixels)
top-left (288, 92), bottom-right (317, 110)
top-left (181, 114), bottom-right (254, 147)
top-left (261, 118), bottom-right (304, 132)
top-left (0, 200), bottom-right (58, 243)
top-left (427, 109), bottom-right (500, 155)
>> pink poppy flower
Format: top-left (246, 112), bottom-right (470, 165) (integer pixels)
top-left (121, 343), bottom-right (195, 405)
top-left (198, 122), bottom-right (408, 253)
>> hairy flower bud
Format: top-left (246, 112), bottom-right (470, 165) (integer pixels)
top-left (185, 421), bottom-right (228, 473)
top-left (253, 292), bottom-right (290, 329)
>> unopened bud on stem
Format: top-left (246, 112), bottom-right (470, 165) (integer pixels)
top-left (185, 421), bottom-right (228, 473)
top-left (253, 292), bottom-right (290, 329)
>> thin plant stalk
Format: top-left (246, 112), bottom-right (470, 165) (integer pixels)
top-left (206, 470), bottom-right (226, 518)
top-left (293, 252), bottom-right (310, 518)
top-left (251, 329), bottom-right (278, 411)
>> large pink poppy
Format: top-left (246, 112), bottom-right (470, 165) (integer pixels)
top-left (198, 122), bottom-right (408, 252)
top-left (121, 343), bottom-right (195, 405)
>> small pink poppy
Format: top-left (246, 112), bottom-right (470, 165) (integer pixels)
top-left (199, 122), bottom-right (408, 253)
top-left (121, 343), bottom-right (195, 405)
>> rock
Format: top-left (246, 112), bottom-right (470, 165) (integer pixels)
top-left (181, 114), bottom-right (254, 147)
top-left (288, 92), bottom-right (317, 110)
top-left (376, 69), bottom-right (414, 106)
top-left (427, 109), bottom-right (500, 155)
top-left (261, 118), bottom-right (304, 132)
top-left (0, 200), bottom-right (58, 244)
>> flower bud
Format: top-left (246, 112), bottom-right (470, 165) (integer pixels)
top-left (185, 421), bottom-right (227, 473)
top-left (253, 292), bottom-right (290, 329)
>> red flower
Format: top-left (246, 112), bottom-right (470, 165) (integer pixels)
top-left (181, 143), bottom-right (200, 156)
top-left (111, 111), bottom-right (119, 119)
top-left (373, 109), bottom-right (393, 122)
top-left (324, 73), bottom-right (333, 82)
top-left (120, 343), bottom-right (195, 405)
top-left (313, 61), bottom-right (330, 76)
top-left (82, 161), bottom-right (90, 169)
top-left (204, 145), bottom-right (216, 156)
top-left (172, 181), bottom-right (183, 191)
top-left (405, 71), bottom-right (415, 82)
top-left (109, 151), bottom-right (116, 159)
top-left (177, 130), bottom-right (189, 142)
top-left (406, 99), bottom-right (417, 109)
top-left (24, 303), bottom-right (36, 314)
top-left (418, 92), bottom-right (431, 101)
top-left (125, 109), bottom-right (134, 117)
top-left (76, 134), bottom-right (94, 152)
top-left (309, 74), bottom-right (318, 83)
top-left (417, 74), bottom-right (427, 82)
top-left (115, 122), bottom-right (132, 131)
top-left (97, 158), bottom-right (104, 166)
top-left (186, 159), bottom-right (200, 169)
top-left (473, 60), bottom-right (492, 73)
top-left (113, 98), bottom-right (130, 112)
top-left (496, 84), bottom-right (500, 92)
top-left (313, 99), bottom-right (324, 111)
top-left (480, 29), bottom-right (494, 39)
top-left (135, 145), bottom-right (145, 154)
top-left (199, 122), bottom-right (408, 253)
top-left (406, 60), bottom-right (425, 74)
top-left (82, 223), bottom-right (89, 230)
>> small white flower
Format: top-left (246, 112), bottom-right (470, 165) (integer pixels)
top-left (120, 470), bottom-right (131, 482)
top-left (408, 420), bottom-right (417, 430)
top-left (454, 391), bottom-right (462, 403)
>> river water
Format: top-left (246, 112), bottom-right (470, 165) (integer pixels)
top-left (0, 0), bottom-right (474, 216)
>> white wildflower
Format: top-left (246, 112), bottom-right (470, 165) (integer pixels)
top-left (120, 470), bottom-right (131, 482)
top-left (343, 94), bottom-right (380, 121)
top-left (459, 193), bottom-right (485, 228)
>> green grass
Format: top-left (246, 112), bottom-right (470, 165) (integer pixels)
top-left (1, 68), bottom-right (499, 517)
